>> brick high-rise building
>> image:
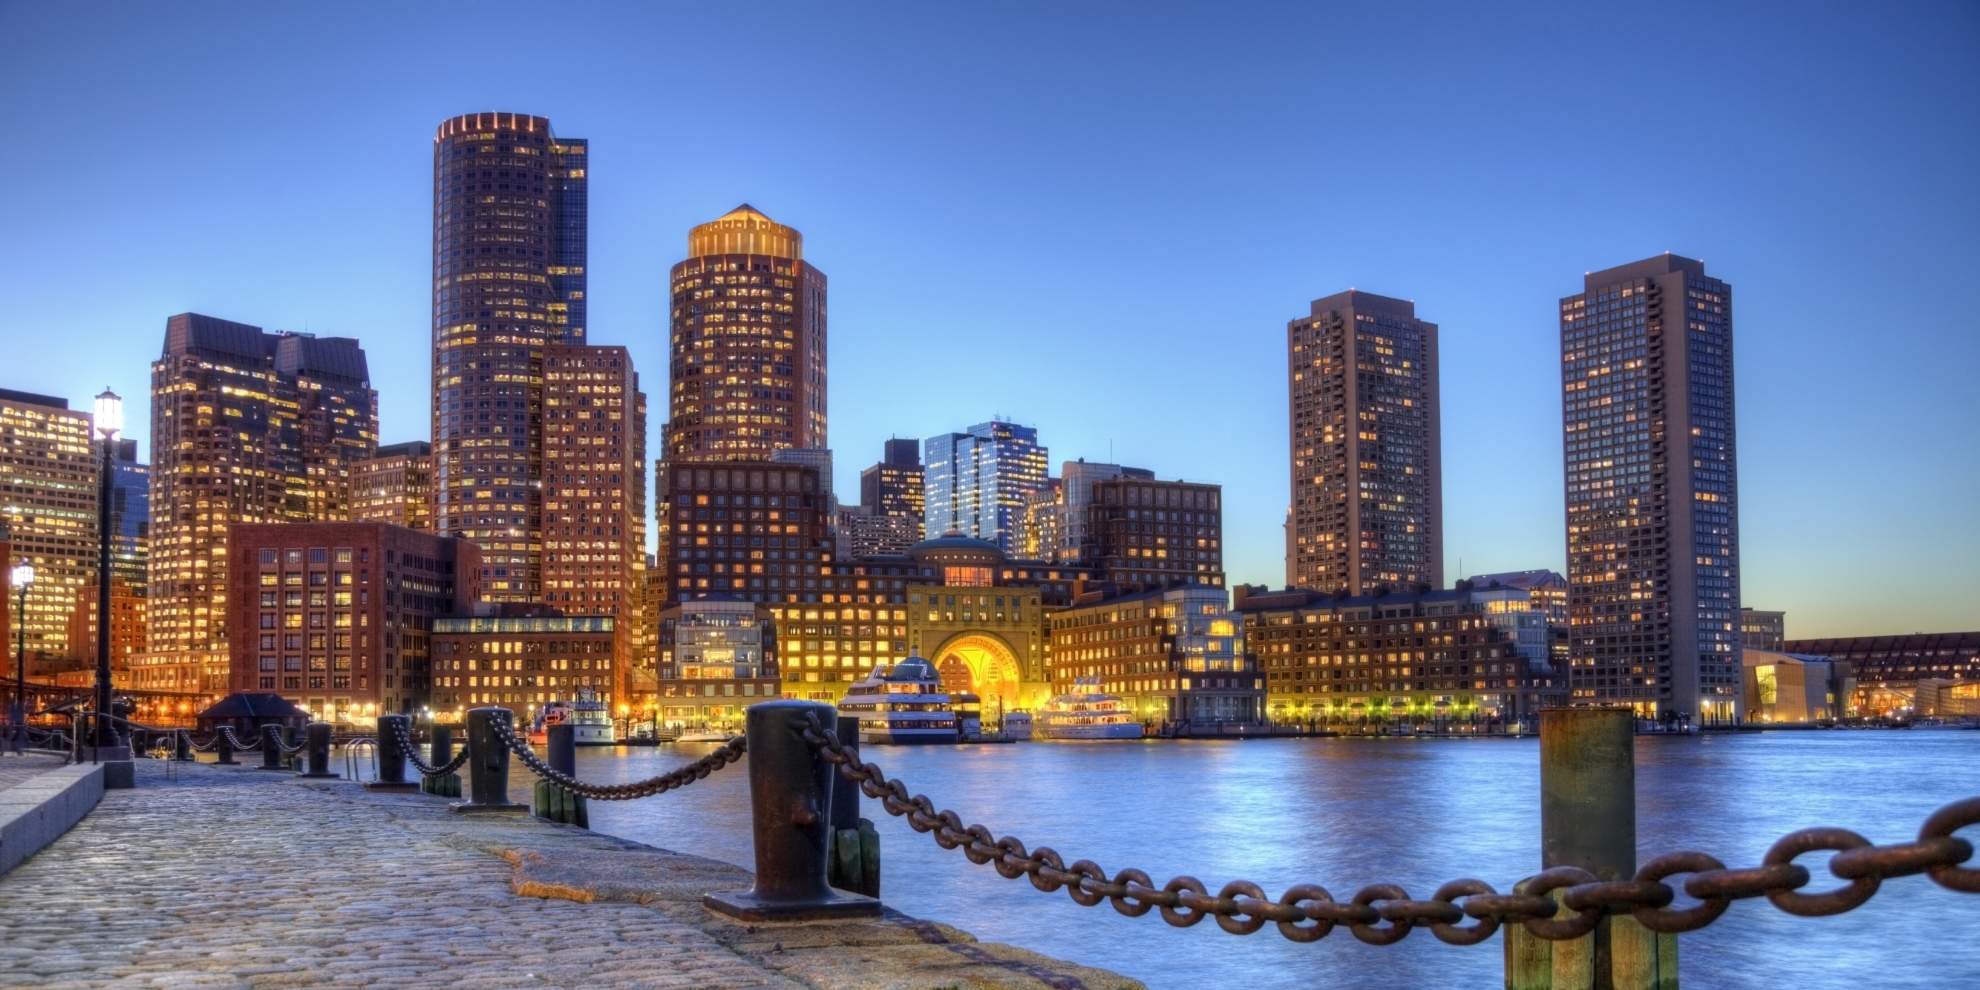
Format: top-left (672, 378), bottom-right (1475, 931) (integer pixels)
top-left (0, 388), bottom-right (99, 661)
top-left (1560, 254), bottom-right (1740, 720)
top-left (352, 441), bottom-right (433, 531)
top-left (1084, 477), bottom-right (1225, 591)
top-left (664, 205), bottom-right (827, 462)
top-left (1286, 291), bottom-right (1443, 594)
top-left (430, 112), bottom-right (588, 599)
top-left (147, 314), bottom-right (376, 665)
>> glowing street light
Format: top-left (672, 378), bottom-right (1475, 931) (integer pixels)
top-left (91, 388), bottom-right (120, 747)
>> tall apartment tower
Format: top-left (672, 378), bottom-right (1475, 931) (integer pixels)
top-left (664, 205), bottom-right (827, 462)
top-left (0, 388), bottom-right (100, 660)
top-left (1560, 254), bottom-right (1740, 720)
top-left (352, 441), bottom-right (434, 531)
top-left (430, 112), bottom-right (588, 599)
top-left (1286, 291), bottom-right (1443, 594)
top-left (923, 422), bottom-right (1049, 552)
top-left (859, 439), bottom-right (925, 524)
top-left (149, 313), bottom-right (377, 657)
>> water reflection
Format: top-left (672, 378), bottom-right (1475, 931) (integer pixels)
top-left (533, 732), bottom-right (1980, 990)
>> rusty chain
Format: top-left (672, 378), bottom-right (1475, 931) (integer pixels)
top-left (488, 713), bottom-right (746, 800)
top-left (798, 711), bottom-right (1978, 944)
top-left (391, 720), bottom-right (470, 778)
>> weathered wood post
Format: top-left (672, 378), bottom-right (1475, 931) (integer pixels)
top-left (422, 724), bottom-right (461, 797)
top-left (704, 700), bottom-right (880, 921)
top-left (532, 722), bottom-right (588, 826)
top-left (452, 707), bottom-right (526, 813)
top-left (827, 713), bottom-right (880, 897)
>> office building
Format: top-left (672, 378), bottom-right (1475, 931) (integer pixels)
top-left (837, 504), bottom-right (920, 558)
top-left (107, 439), bottom-right (149, 592)
top-left (0, 388), bottom-right (99, 661)
top-left (147, 315), bottom-right (376, 676)
top-left (1014, 479), bottom-right (1062, 560)
top-left (1741, 608), bottom-right (1785, 652)
top-left (1235, 584), bottom-right (1566, 723)
top-left (1083, 476), bottom-right (1224, 591)
top-left (859, 439), bottom-right (925, 525)
top-left (352, 441), bottom-right (433, 531)
top-left (664, 204), bottom-right (827, 462)
top-left (653, 595), bottom-right (782, 733)
top-left (1560, 254), bottom-right (1740, 719)
top-left (226, 521), bottom-right (479, 724)
top-left (1286, 290), bottom-right (1443, 595)
top-left (65, 581), bottom-right (145, 685)
top-left (431, 608), bottom-right (613, 720)
top-left (1049, 583), bottom-right (1263, 725)
top-left (923, 422), bottom-right (1049, 552)
top-left (430, 112), bottom-right (588, 598)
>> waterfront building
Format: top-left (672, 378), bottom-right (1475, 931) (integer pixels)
top-left (147, 314), bottom-right (376, 684)
top-left (1235, 584), bottom-right (1565, 723)
top-left (859, 439), bottom-right (924, 526)
top-left (1741, 608), bottom-right (1785, 652)
top-left (664, 204), bottom-right (827, 462)
top-left (1742, 649), bottom-right (1842, 723)
top-left (1083, 476), bottom-right (1224, 591)
top-left (1780, 630), bottom-right (1980, 716)
top-left (1462, 580), bottom-right (1552, 667)
top-left (0, 388), bottom-right (99, 662)
top-left (1467, 569), bottom-right (1567, 624)
top-left (1560, 254), bottom-right (1740, 720)
top-left (226, 521), bottom-right (479, 724)
top-left (1286, 290), bottom-right (1443, 595)
top-left (431, 607), bottom-right (614, 723)
top-left (352, 442), bottom-right (433, 531)
top-left (923, 422), bottom-right (1049, 552)
top-left (837, 504), bottom-right (920, 558)
top-left (430, 112), bottom-right (588, 599)
top-left (540, 344), bottom-right (647, 703)
top-left (1049, 584), bottom-right (1264, 726)
top-left (653, 595), bottom-right (781, 732)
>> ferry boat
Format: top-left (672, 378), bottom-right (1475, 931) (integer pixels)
top-left (529, 687), bottom-right (617, 747)
top-left (837, 652), bottom-right (961, 745)
top-left (1002, 710), bottom-right (1034, 741)
top-left (1035, 679), bottom-right (1144, 740)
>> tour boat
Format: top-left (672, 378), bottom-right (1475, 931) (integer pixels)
top-left (1001, 710), bottom-right (1034, 741)
top-left (1035, 679), bottom-right (1144, 740)
top-left (529, 687), bottom-right (617, 746)
top-left (836, 652), bottom-right (961, 745)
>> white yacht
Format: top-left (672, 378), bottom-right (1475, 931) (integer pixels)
top-left (837, 652), bottom-right (961, 745)
top-left (529, 688), bottom-right (617, 746)
top-left (1036, 679), bottom-right (1145, 740)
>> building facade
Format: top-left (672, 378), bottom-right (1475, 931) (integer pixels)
top-left (226, 521), bottom-right (479, 724)
top-left (430, 112), bottom-right (588, 600)
top-left (653, 595), bottom-right (781, 733)
top-left (859, 438), bottom-right (924, 524)
top-left (148, 314), bottom-right (377, 665)
top-left (1286, 290), bottom-right (1443, 595)
top-left (1560, 254), bottom-right (1740, 720)
top-left (431, 611), bottom-right (614, 722)
top-left (0, 388), bottom-right (98, 661)
top-left (1741, 608), bottom-right (1785, 652)
top-left (664, 205), bottom-right (827, 462)
top-left (923, 422), bottom-right (1049, 551)
top-left (1235, 584), bottom-right (1565, 723)
top-left (1781, 631), bottom-right (1980, 716)
top-left (1050, 584), bottom-right (1264, 726)
top-left (351, 441), bottom-right (433, 531)
top-left (837, 504), bottom-right (921, 558)
top-left (1083, 477), bottom-right (1225, 591)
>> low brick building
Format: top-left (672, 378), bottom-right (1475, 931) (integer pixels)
top-left (430, 609), bottom-right (617, 725)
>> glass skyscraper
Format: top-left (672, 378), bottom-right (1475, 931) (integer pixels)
top-left (923, 422), bottom-right (1049, 552)
top-left (1560, 253), bottom-right (1740, 721)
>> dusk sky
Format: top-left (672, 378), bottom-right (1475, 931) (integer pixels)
top-left (1, 3), bottom-right (1973, 639)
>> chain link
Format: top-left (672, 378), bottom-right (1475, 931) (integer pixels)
top-left (487, 714), bottom-right (745, 800)
top-left (216, 726), bottom-right (261, 752)
top-left (798, 711), bottom-right (1978, 944)
top-left (390, 719), bottom-right (469, 777)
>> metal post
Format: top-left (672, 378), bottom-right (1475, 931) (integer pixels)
top-left (173, 727), bottom-right (192, 762)
top-left (704, 700), bottom-right (880, 921)
top-left (258, 724), bottom-right (285, 770)
top-left (452, 706), bottom-right (525, 812)
top-left (95, 436), bottom-right (113, 748)
top-left (11, 579), bottom-right (26, 756)
top-left (214, 728), bottom-right (235, 765)
top-left (366, 714), bottom-right (416, 791)
top-left (298, 722), bottom-right (337, 777)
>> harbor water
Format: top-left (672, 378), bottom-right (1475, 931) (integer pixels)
top-left (539, 731), bottom-right (1980, 989)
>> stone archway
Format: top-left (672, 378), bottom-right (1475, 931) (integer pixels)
top-left (929, 632), bottom-right (1024, 711)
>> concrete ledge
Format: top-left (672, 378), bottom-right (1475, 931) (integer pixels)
top-left (0, 764), bottom-right (105, 875)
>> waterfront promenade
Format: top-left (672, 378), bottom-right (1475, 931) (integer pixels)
top-left (0, 759), bottom-right (1139, 990)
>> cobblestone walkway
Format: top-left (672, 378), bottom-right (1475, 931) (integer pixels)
top-left (0, 752), bottom-right (67, 793)
top-left (0, 759), bottom-right (1139, 990)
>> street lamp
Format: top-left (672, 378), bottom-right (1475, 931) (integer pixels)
top-left (92, 388), bottom-right (120, 747)
top-left (10, 562), bottom-right (31, 753)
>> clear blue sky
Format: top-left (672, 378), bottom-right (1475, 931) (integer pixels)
top-left (2, 3), bottom-right (1974, 639)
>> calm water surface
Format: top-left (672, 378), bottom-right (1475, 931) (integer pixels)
top-left (540, 731), bottom-right (1980, 990)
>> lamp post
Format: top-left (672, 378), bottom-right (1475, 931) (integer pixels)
top-left (92, 388), bottom-right (120, 747)
top-left (10, 563), bottom-right (31, 753)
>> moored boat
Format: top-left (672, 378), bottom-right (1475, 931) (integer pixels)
top-left (529, 687), bottom-right (616, 746)
top-left (1036, 679), bottom-right (1144, 740)
top-left (837, 652), bottom-right (960, 745)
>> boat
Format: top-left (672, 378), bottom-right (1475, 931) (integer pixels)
top-left (529, 687), bottom-right (617, 746)
top-left (1035, 679), bottom-right (1144, 740)
top-left (674, 727), bottom-right (741, 743)
top-left (836, 651), bottom-right (960, 745)
top-left (1002, 710), bottom-right (1034, 741)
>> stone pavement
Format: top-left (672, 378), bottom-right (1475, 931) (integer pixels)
top-left (0, 758), bottom-right (1142, 990)
top-left (0, 752), bottom-right (68, 793)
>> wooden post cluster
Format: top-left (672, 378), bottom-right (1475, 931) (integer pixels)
top-left (532, 723), bottom-right (589, 827)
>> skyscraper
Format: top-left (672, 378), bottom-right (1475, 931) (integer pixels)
top-left (0, 388), bottom-right (99, 660)
top-left (664, 205), bottom-right (827, 462)
top-left (430, 112), bottom-right (588, 598)
top-left (352, 441), bottom-right (433, 531)
top-left (923, 422), bottom-right (1049, 552)
top-left (1560, 254), bottom-right (1740, 720)
top-left (147, 314), bottom-right (377, 661)
top-left (859, 439), bottom-right (924, 524)
top-left (1286, 290), bottom-right (1443, 594)
top-left (109, 439), bottom-right (149, 592)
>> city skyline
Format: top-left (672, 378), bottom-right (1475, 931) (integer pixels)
top-left (1, 5), bottom-right (1975, 639)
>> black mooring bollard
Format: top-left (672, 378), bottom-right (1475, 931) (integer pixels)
top-left (259, 724), bottom-right (286, 770)
top-left (214, 729), bottom-right (236, 765)
top-left (704, 700), bottom-right (880, 921)
top-left (533, 722), bottom-right (588, 827)
top-left (366, 714), bottom-right (417, 791)
top-left (827, 714), bottom-right (880, 898)
top-left (452, 707), bottom-right (526, 813)
top-left (297, 722), bottom-right (338, 777)
top-left (173, 728), bottom-right (193, 762)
